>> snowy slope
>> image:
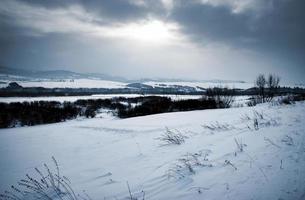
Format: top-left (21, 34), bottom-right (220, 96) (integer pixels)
top-left (144, 81), bottom-right (254, 90)
top-left (0, 78), bottom-right (127, 89)
top-left (0, 102), bottom-right (305, 199)
top-left (0, 94), bottom-right (205, 103)
top-left (0, 78), bottom-right (251, 89)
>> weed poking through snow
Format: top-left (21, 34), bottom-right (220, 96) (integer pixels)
top-left (0, 157), bottom-right (91, 200)
top-left (224, 160), bottom-right (237, 170)
top-left (242, 110), bottom-right (280, 131)
top-left (157, 127), bottom-right (187, 145)
top-left (234, 138), bottom-right (246, 153)
top-left (281, 135), bottom-right (294, 146)
top-left (201, 121), bottom-right (235, 134)
top-left (167, 151), bottom-right (213, 179)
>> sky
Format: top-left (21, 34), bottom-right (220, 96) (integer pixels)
top-left (0, 0), bottom-right (304, 83)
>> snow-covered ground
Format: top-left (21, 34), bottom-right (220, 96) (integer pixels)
top-left (0, 94), bottom-right (251, 104)
top-left (0, 78), bottom-right (127, 89)
top-left (144, 81), bottom-right (254, 90)
top-left (0, 94), bottom-right (204, 103)
top-left (1, 101), bottom-right (305, 199)
top-left (1, 73), bottom-right (303, 90)
top-left (0, 76), bottom-right (255, 90)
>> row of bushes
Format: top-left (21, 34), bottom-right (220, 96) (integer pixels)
top-left (0, 96), bottom-right (225, 128)
top-left (247, 93), bottom-right (305, 107)
top-left (0, 101), bottom-right (80, 128)
top-left (0, 98), bottom-right (127, 128)
top-left (278, 94), bottom-right (305, 105)
top-left (117, 97), bottom-right (218, 118)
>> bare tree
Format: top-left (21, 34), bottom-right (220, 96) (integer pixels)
top-left (255, 74), bottom-right (266, 102)
top-left (206, 86), bottom-right (235, 108)
top-left (267, 74), bottom-right (280, 101)
top-left (254, 74), bottom-right (280, 103)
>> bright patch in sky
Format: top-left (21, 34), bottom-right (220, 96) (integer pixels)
top-left (0, 0), bottom-right (180, 45)
top-left (100, 20), bottom-right (180, 44)
top-left (0, 0), bottom-right (304, 83)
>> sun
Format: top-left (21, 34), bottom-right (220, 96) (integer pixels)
top-left (123, 20), bottom-right (179, 43)
top-left (99, 19), bottom-right (180, 44)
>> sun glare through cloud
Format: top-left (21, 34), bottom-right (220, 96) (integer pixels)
top-left (98, 19), bottom-right (181, 44)
top-left (1, 1), bottom-right (305, 200)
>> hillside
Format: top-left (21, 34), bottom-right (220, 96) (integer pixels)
top-left (0, 102), bottom-right (304, 199)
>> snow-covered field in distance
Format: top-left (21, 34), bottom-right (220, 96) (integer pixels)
top-left (1, 78), bottom-right (303, 90)
top-left (0, 74), bottom-right (254, 89)
top-left (0, 94), bottom-right (251, 107)
top-left (144, 81), bottom-right (254, 90)
top-left (1, 67), bottom-right (304, 90)
top-left (1, 75), bottom-right (304, 91)
top-left (0, 78), bottom-right (127, 89)
top-left (1, 102), bottom-right (305, 200)
top-left (0, 94), bottom-right (203, 103)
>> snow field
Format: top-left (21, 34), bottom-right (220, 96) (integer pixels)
top-left (0, 102), bottom-right (305, 199)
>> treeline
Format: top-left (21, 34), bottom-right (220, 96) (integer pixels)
top-left (0, 82), bottom-right (202, 97)
top-left (0, 101), bottom-right (80, 128)
top-left (1, 84), bottom-right (304, 97)
top-left (117, 97), bottom-right (218, 118)
top-left (0, 96), bottom-right (222, 128)
top-left (0, 99), bottom-right (124, 128)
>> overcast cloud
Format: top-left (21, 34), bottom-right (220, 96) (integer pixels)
top-left (0, 0), bottom-right (304, 83)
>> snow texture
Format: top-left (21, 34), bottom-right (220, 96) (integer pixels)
top-left (0, 102), bottom-right (305, 199)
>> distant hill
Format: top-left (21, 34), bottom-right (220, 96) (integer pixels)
top-left (0, 66), bottom-right (248, 84)
top-left (0, 66), bottom-right (127, 82)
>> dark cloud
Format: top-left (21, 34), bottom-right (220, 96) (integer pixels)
top-left (170, 0), bottom-right (305, 58)
top-left (253, 0), bottom-right (305, 52)
top-left (19, 0), bottom-right (76, 8)
top-left (19, 0), bottom-right (166, 22)
top-left (0, 0), bottom-right (304, 83)
top-left (170, 2), bottom-right (252, 44)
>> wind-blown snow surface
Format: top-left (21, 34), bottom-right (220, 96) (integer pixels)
top-left (1, 102), bottom-right (305, 199)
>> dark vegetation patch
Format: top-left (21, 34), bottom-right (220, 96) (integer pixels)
top-left (0, 101), bottom-right (80, 128)
top-left (1, 85), bottom-right (304, 128)
top-left (0, 96), bottom-right (221, 128)
top-left (117, 97), bottom-right (218, 118)
top-left (278, 94), bottom-right (305, 105)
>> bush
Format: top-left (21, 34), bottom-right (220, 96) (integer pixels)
top-left (247, 96), bottom-right (263, 107)
top-left (157, 127), bottom-right (187, 145)
top-left (206, 87), bottom-right (235, 108)
top-left (0, 96), bottom-right (223, 128)
top-left (0, 157), bottom-right (91, 200)
top-left (117, 96), bottom-right (219, 118)
top-left (0, 101), bottom-right (80, 128)
top-left (278, 94), bottom-right (305, 105)
top-left (254, 74), bottom-right (281, 103)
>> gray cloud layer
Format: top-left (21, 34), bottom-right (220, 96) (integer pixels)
top-left (0, 0), bottom-right (304, 83)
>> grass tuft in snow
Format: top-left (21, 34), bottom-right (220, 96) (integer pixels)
top-left (234, 138), bottom-right (246, 152)
top-left (157, 127), bottom-right (188, 145)
top-left (241, 110), bottom-right (280, 131)
top-left (224, 160), bottom-right (237, 170)
top-left (201, 121), bottom-right (235, 133)
top-left (0, 157), bottom-right (91, 200)
top-left (167, 151), bottom-right (213, 179)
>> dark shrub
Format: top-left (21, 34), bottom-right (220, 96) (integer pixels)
top-left (0, 96), bottom-right (223, 128)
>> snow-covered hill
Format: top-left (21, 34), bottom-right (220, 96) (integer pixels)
top-left (1, 67), bottom-right (304, 90)
top-left (0, 76), bottom-right (253, 90)
top-left (0, 67), bottom-right (254, 90)
top-left (1, 102), bottom-right (304, 199)
top-left (0, 78), bottom-right (127, 89)
top-left (144, 81), bottom-right (253, 90)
